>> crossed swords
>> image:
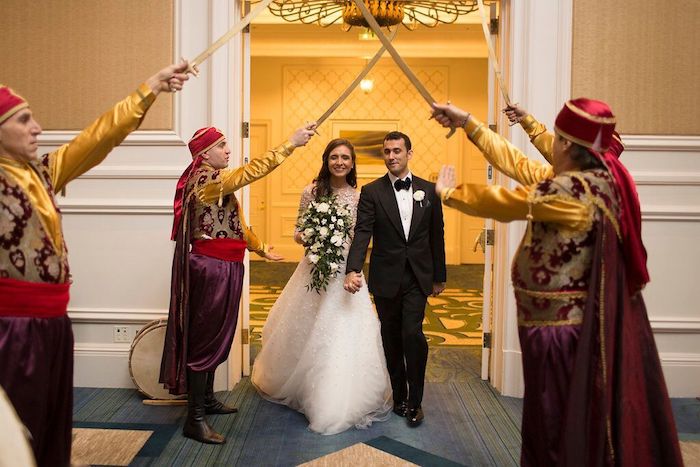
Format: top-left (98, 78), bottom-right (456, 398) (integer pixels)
top-left (184, 0), bottom-right (508, 137)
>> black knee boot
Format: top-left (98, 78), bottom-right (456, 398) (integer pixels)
top-left (205, 371), bottom-right (238, 415)
top-left (183, 370), bottom-right (225, 444)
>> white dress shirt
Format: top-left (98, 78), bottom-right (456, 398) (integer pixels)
top-left (388, 171), bottom-right (414, 240)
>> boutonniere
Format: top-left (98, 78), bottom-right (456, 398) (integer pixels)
top-left (413, 190), bottom-right (427, 207)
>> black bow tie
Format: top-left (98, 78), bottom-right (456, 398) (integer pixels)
top-left (393, 177), bottom-right (412, 191)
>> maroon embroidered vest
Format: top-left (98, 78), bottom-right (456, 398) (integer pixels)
top-left (0, 156), bottom-right (70, 283)
top-left (512, 169), bottom-right (620, 327)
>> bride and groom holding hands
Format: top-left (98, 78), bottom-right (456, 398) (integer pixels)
top-left (252, 131), bottom-right (446, 435)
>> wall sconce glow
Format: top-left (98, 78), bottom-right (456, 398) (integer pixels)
top-left (360, 78), bottom-right (374, 94)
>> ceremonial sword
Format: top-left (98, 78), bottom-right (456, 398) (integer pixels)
top-left (184, 0), bottom-right (276, 76)
top-left (315, 28), bottom-right (398, 128)
top-left (476, 0), bottom-right (512, 107)
top-left (351, 0), bottom-right (455, 138)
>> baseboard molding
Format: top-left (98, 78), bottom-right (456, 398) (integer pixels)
top-left (499, 349), bottom-right (524, 398)
top-left (495, 347), bottom-right (699, 398)
top-left (659, 352), bottom-right (700, 397)
top-left (74, 342), bottom-right (135, 388)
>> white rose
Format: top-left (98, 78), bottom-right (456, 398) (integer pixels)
top-left (330, 262), bottom-right (339, 272)
top-left (330, 235), bottom-right (343, 247)
top-left (337, 218), bottom-right (344, 227)
top-left (316, 202), bottom-right (330, 213)
top-left (304, 228), bottom-right (315, 238)
top-left (308, 254), bottom-right (319, 264)
top-left (310, 242), bottom-right (321, 252)
top-left (413, 190), bottom-right (425, 202)
top-left (318, 226), bottom-right (329, 238)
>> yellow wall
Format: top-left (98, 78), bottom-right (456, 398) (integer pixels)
top-left (250, 56), bottom-right (489, 264)
top-left (572, 0), bottom-right (700, 135)
top-left (0, 0), bottom-right (173, 130)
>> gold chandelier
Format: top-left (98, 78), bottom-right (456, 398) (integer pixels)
top-left (260, 0), bottom-right (488, 30)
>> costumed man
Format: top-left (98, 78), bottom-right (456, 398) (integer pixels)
top-left (0, 63), bottom-right (190, 466)
top-left (430, 100), bottom-right (683, 467)
top-left (160, 123), bottom-right (316, 444)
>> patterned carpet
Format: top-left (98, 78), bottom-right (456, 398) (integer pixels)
top-left (249, 264), bottom-right (484, 347)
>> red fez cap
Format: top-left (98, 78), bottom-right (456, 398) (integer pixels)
top-left (188, 127), bottom-right (225, 158)
top-left (554, 98), bottom-right (616, 153)
top-left (0, 85), bottom-right (29, 126)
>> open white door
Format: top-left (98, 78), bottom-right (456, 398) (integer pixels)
top-left (221, 0), bottom-right (247, 389)
top-left (240, 0), bottom-right (253, 377)
top-left (479, 1), bottom-right (500, 381)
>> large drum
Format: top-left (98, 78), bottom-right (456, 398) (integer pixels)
top-left (129, 319), bottom-right (184, 400)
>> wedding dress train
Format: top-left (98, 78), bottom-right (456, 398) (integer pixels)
top-left (251, 185), bottom-right (392, 435)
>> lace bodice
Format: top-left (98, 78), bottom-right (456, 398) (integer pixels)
top-left (295, 184), bottom-right (359, 234)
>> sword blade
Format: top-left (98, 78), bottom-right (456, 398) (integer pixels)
top-left (352, 0), bottom-right (455, 138)
top-left (191, 0), bottom-right (275, 67)
top-left (316, 28), bottom-right (398, 127)
top-left (476, 0), bottom-right (511, 106)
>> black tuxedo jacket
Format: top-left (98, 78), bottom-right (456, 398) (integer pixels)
top-left (346, 174), bottom-right (447, 298)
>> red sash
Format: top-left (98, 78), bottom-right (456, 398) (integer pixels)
top-left (0, 277), bottom-right (70, 318)
top-left (191, 238), bottom-right (247, 262)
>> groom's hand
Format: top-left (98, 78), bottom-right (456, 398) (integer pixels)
top-left (344, 272), bottom-right (363, 294)
top-left (431, 282), bottom-right (446, 297)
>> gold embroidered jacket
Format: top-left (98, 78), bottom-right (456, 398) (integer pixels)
top-left (442, 116), bottom-right (621, 326)
top-left (185, 142), bottom-right (296, 256)
top-left (0, 84), bottom-right (156, 283)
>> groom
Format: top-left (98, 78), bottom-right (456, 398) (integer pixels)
top-left (344, 131), bottom-right (446, 427)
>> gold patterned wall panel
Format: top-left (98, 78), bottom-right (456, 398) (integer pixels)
top-left (282, 62), bottom-right (450, 192)
top-left (572, 0), bottom-right (700, 135)
top-left (1, 0), bottom-right (173, 130)
top-left (252, 56), bottom-right (488, 264)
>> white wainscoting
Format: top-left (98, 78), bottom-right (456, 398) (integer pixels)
top-left (495, 1), bottom-right (700, 398)
top-left (36, 0), bottom-right (244, 391)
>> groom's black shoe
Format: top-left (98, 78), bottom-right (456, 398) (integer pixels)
top-left (406, 406), bottom-right (424, 427)
top-left (393, 401), bottom-right (408, 417)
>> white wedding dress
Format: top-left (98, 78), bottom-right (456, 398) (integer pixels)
top-left (251, 184), bottom-right (392, 435)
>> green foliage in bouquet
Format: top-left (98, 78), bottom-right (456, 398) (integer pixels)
top-left (297, 195), bottom-right (353, 293)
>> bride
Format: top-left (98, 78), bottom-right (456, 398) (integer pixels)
top-left (251, 138), bottom-right (392, 435)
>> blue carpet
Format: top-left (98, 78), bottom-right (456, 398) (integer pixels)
top-left (366, 436), bottom-right (465, 466)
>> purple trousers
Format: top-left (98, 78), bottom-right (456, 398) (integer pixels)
top-left (186, 253), bottom-right (244, 372)
top-left (0, 315), bottom-right (73, 467)
top-left (519, 324), bottom-right (581, 467)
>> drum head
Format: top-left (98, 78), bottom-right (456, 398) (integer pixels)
top-left (129, 319), bottom-right (184, 400)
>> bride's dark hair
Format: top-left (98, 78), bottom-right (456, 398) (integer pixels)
top-left (313, 138), bottom-right (357, 201)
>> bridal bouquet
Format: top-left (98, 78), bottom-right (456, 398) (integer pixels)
top-left (297, 195), bottom-right (353, 293)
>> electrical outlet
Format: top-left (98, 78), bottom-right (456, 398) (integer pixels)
top-left (114, 326), bottom-right (130, 343)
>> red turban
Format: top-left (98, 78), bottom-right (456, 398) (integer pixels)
top-left (188, 127), bottom-right (225, 158)
top-left (171, 127), bottom-right (227, 240)
top-left (554, 98), bottom-right (616, 152)
top-left (0, 85), bottom-right (29, 126)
